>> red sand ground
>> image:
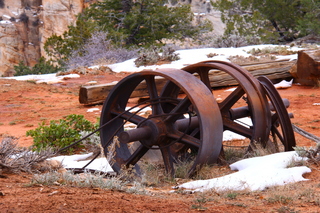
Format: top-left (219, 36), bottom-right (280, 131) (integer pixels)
top-left (1, 73), bottom-right (320, 212)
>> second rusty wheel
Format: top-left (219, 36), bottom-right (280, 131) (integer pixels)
top-left (173, 60), bottom-right (272, 146)
top-left (100, 68), bottom-right (223, 177)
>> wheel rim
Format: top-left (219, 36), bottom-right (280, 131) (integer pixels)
top-left (100, 68), bottom-right (223, 177)
top-left (257, 76), bottom-right (296, 151)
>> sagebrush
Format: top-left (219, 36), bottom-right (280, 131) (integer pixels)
top-left (0, 137), bottom-right (56, 174)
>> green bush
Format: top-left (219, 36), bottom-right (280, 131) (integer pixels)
top-left (14, 57), bottom-right (62, 76)
top-left (27, 114), bottom-right (97, 154)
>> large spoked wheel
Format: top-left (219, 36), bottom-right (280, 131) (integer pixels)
top-left (258, 76), bottom-right (296, 151)
top-left (174, 60), bottom-right (272, 148)
top-left (100, 69), bottom-right (223, 177)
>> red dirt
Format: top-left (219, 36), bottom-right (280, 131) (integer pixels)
top-left (1, 73), bottom-right (320, 212)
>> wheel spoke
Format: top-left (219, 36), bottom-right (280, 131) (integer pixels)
top-left (160, 146), bottom-right (174, 176)
top-left (111, 109), bottom-right (145, 125)
top-left (219, 86), bottom-right (245, 112)
top-left (145, 76), bottom-right (163, 115)
top-left (167, 130), bottom-right (200, 148)
top-left (164, 97), bottom-right (191, 123)
top-left (223, 119), bottom-right (253, 138)
top-left (271, 125), bottom-right (285, 144)
top-left (197, 70), bottom-right (211, 89)
top-left (124, 144), bottom-right (149, 166)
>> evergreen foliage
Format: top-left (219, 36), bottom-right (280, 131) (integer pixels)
top-left (27, 114), bottom-right (97, 154)
top-left (44, 15), bottom-right (97, 67)
top-left (212, 0), bottom-right (320, 43)
top-left (13, 57), bottom-right (62, 76)
top-left (44, 0), bottom-right (212, 66)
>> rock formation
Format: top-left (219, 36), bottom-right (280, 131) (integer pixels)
top-left (0, 0), bottom-right (224, 76)
top-left (0, 0), bottom-right (86, 76)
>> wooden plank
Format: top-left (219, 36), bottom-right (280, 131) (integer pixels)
top-left (79, 60), bottom-right (295, 105)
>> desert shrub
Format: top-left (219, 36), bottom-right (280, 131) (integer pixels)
top-left (27, 114), bottom-right (98, 154)
top-left (246, 46), bottom-right (297, 56)
top-left (211, 34), bottom-right (261, 48)
top-left (31, 170), bottom-right (147, 194)
top-left (66, 31), bottom-right (137, 69)
top-left (134, 46), bottom-right (180, 67)
top-left (0, 137), bottom-right (56, 174)
top-left (13, 57), bottom-right (62, 76)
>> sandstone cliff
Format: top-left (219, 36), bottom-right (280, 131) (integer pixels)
top-left (0, 0), bottom-right (86, 76)
top-left (0, 0), bottom-right (223, 76)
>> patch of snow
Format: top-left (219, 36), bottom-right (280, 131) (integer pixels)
top-left (49, 153), bottom-right (114, 173)
top-left (3, 15), bottom-right (11, 19)
top-left (276, 54), bottom-right (298, 61)
top-left (176, 151), bottom-right (311, 192)
top-left (224, 87), bottom-right (236, 92)
top-left (0, 20), bottom-right (12, 24)
top-left (87, 108), bottom-right (100, 113)
top-left (3, 73), bottom-right (80, 84)
top-left (274, 79), bottom-right (293, 89)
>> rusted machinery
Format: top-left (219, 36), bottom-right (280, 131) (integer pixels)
top-left (99, 60), bottom-right (296, 177)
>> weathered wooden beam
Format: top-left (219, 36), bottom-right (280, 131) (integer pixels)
top-left (79, 77), bottom-right (168, 105)
top-left (79, 60), bottom-right (295, 105)
top-left (295, 50), bottom-right (320, 86)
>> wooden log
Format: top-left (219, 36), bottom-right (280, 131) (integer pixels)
top-left (296, 50), bottom-right (320, 85)
top-left (79, 76), bottom-right (168, 105)
top-left (207, 60), bottom-right (294, 87)
top-left (79, 60), bottom-right (295, 105)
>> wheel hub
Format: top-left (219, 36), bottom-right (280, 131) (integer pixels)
top-left (138, 117), bottom-right (169, 147)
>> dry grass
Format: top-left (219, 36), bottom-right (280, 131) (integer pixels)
top-left (0, 137), bottom-right (58, 174)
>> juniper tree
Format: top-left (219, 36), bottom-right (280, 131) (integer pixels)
top-left (44, 0), bottom-right (212, 66)
top-left (212, 0), bottom-right (320, 43)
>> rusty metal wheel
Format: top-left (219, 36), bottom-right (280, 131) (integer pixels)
top-left (258, 76), bottom-right (296, 151)
top-left (175, 60), bottom-right (272, 147)
top-left (100, 68), bottom-right (223, 177)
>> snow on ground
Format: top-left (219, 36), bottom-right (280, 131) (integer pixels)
top-left (2, 44), bottom-right (300, 84)
top-left (108, 44), bottom-right (300, 73)
top-left (274, 79), bottom-right (294, 89)
top-left (2, 44), bottom-right (310, 192)
top-left (176, 151), bottom-right (311, 192)
top-left (49, 153), bottom-right (113, 173)
top-left (4, 73), bottom-right (80, 84)
top-left (48, 150), bottom-right (311, 193)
